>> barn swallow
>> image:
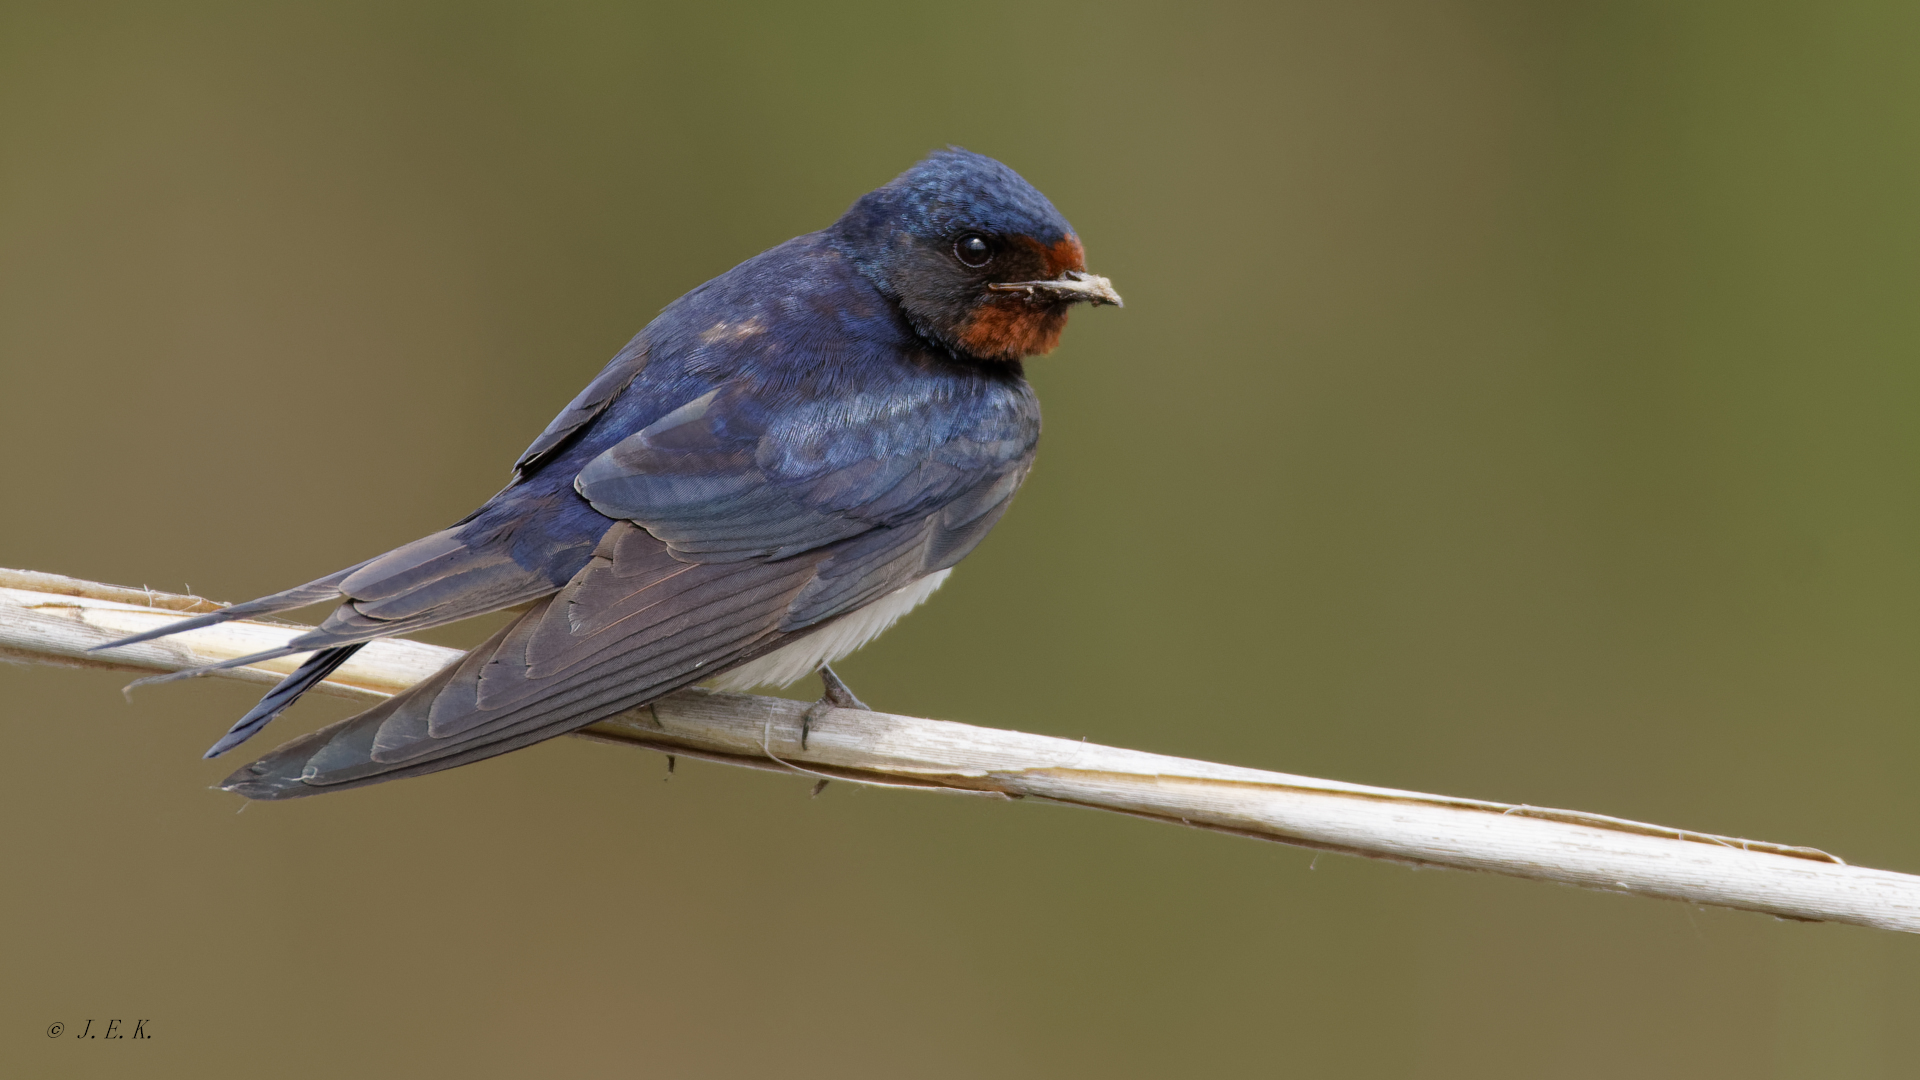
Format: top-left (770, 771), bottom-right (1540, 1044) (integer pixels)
top-left (97, 148), bottom-right (1121, 800)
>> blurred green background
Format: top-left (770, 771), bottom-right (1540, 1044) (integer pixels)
top-left (4, 1), bottom-right (1919, 1076)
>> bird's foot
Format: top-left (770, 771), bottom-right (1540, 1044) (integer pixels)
top-left (801, 664), bottom-right (869, 750)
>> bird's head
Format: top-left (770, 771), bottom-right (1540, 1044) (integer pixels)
top-left (832, 148), bottom-right (1122, 363)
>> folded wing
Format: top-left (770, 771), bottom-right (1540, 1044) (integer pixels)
top-left (139, 322), bottom-right (1037, 791)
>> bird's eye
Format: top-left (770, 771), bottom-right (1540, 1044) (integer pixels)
top-left (954, 233), bottom-right (994, 268)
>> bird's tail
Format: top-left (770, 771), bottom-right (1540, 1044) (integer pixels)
top-left (201, 643), bottom-right (367, 758)
top-left (88, 564), bottom-right (369, 652)
top-left (99, 495), bottom-right (608, 762)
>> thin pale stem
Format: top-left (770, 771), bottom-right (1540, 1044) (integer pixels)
top-left (4, 568), bottom-right (1917, 933)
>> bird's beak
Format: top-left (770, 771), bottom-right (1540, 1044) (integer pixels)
top-left (987, 269), bottom-right (1124, 308)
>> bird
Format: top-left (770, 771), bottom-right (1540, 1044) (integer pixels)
top-left (97, 147), bottom-right (1121, 800)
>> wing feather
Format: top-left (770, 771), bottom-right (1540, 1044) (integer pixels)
top-left (220, 523), bottom-right (836, 796)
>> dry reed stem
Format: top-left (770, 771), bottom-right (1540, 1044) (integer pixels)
top-left (4, 567), bottom-right (1916, 933)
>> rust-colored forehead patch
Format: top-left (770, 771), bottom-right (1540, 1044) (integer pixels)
top-left (1015, 234), bottom-right (1086, 277)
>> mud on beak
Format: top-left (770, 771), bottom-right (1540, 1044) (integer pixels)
top-left (987, 269), bottom-right (1124, 308)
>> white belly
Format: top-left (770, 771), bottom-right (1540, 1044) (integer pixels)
top-left (707, 569), bottom-right (952, 691)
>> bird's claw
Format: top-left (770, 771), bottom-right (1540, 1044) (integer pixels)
top-left (801, 664), bottom-right (870, 749)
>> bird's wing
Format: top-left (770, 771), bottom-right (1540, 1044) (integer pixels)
top-left (221, 379), bottom-right (1037, 798)
top-left (509, 337), bottom-right (650, 481)
top-left (221, 496), bottom-right (1008, 798)
top-left (219, 523), bottom-right (812, 796)
top-left (574, 374), bottom-right (1036, 561)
